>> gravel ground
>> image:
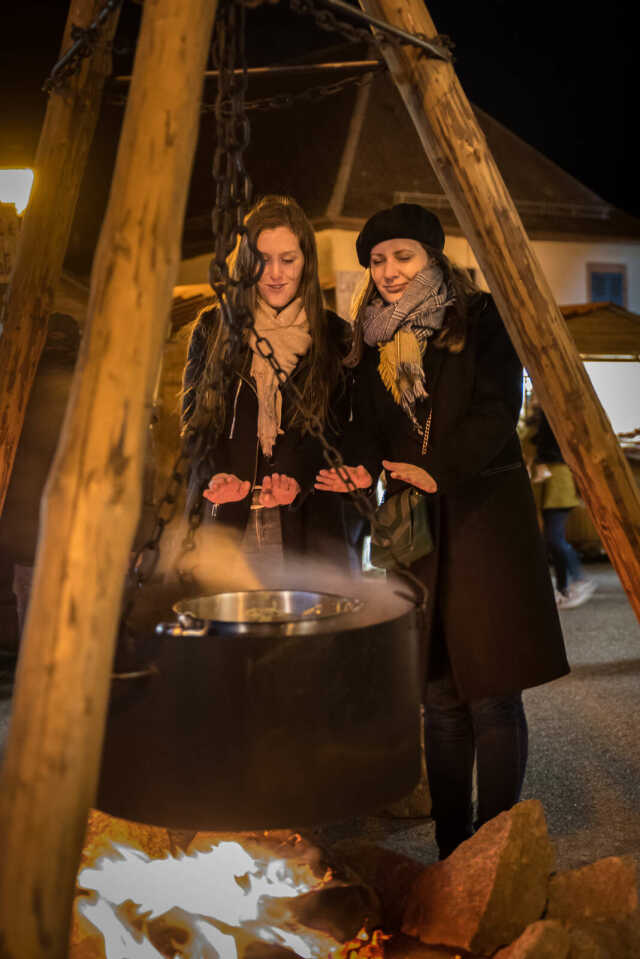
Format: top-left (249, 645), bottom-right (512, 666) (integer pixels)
top-left (311, 559), bottom-right (640, 871)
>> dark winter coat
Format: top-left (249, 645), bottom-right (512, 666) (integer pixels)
top-left (182, 307), bottom-right (356, 569)
top-left (348, 293), bottom-right (569, 700)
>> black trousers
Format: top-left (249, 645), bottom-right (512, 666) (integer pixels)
top-left (424, 666), bottom-right (528, 859)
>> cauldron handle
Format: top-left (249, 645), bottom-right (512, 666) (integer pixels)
top-left (155, 614), bottom-right (208, 638)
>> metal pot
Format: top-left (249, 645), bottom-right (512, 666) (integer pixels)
top-left (96, 584), bottom-right (421, 830)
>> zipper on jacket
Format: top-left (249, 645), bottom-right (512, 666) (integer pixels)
top-left (228, 377), bottom-right (243, 439)
top-left (251, 437), bottom-right (260, 493)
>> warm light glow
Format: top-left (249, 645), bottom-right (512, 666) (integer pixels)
top-left (74, 831), bottom-right (385, 959)
top-left (0, 168), bottom-right (34, 215)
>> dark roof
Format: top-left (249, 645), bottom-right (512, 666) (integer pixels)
top-left (333, 72), bottom-right (640, 242)
top-left (183, 68), bottom-right (640, 253)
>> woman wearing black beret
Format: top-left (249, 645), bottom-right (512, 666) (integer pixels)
top-left (317, 203), bottom-right (569, 859)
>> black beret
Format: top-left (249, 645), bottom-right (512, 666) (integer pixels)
top-left (356, 203), bottom-right (445, 267)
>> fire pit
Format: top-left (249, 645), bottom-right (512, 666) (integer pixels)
top-left (97, 580), bottom-right (421, 831)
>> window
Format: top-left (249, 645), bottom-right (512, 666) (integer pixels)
top-left (587, 263), bottom-right (627, 307)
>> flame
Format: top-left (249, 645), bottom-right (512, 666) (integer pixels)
top-left (73, 820), bottom-right (386, 959)
top-left (333, 927), bottom-right (390, 959)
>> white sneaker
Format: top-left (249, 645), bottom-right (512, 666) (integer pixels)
top-left (560, 579), bottom-right (596, 609)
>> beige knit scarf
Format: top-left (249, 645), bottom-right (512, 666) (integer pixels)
top-left (249, 296), bottom-right (311, 457)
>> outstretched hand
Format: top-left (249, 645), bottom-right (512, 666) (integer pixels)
top-left (203, 473), bottom-right (251, 505)
top-left (259, 473), bottom-right (301, 507)
top-left (314, 465), bottom-right (373, 493)
top-left (382, 460), bottom-right (438, 493)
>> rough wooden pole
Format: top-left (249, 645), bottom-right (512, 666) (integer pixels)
top-left (0, 0), bottom-right (217, 955)
top-left (360, 0), bottom-right (640, 623)
top-left (0, 0), bottom-right (121, 518)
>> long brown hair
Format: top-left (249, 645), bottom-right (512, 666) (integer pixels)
top-left (344, 243), bottom-right (479, 368)
top-left (183, 195), bottom-right (342, 475)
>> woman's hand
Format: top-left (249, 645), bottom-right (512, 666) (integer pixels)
top-left (314, 465), bottom-right (373, 493)
top-left (203, 473), bottom-right (251, 504)
top-left (382, 460), bottom-right (438, 493)
top-left (259, 473), bottom-right (301, 507)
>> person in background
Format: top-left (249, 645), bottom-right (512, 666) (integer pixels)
top-left (316, 203), bottom-right (569, 860)
top-left (182, 194), bottom-right (353, 575)
top-left (527, 405), bottom-right (596, 609)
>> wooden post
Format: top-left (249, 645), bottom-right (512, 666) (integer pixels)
top-left (360, 0), bottom-right (640, 622)
top-left (0, 0), bottom-right (217, 955)
top-left (0, 0), bottom-right (121, 518)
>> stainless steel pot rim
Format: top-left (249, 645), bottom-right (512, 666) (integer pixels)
top-left (173, 588), bottom-right (364, 624)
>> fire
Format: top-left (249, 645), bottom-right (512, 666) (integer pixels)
top-left (73, 814), bottom-right (388, 959)
top-left (334, 928), bottom-right (390, 959)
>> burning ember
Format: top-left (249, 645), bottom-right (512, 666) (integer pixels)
top-left (73, 812), bottom-right (386, 959)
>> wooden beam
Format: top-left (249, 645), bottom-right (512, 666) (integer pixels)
top-left (0, 0), bottom-right (121, 518)
top-left (359, 0), bottom-right (640, 623)
top-left (0, 0), bottom-right (217, 955)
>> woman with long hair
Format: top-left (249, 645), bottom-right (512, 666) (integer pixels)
top-left (182, 194), bottom-right (352, 572)
top-left (317, 203), bottom-right (569, 858)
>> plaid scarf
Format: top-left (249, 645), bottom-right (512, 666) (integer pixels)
top-left (362, 264), bottom-right (454, 429)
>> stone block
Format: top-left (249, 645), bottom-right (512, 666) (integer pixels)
top-left (330, 839), bottom-right (425, 931)
top-left (547, 855), bottom-right (638, 922)
top-left (493, 920), bottom-right (570, 958)
top-left (567, 913), bottom-right (640, 958)
top-left (401, 800), bottom-right (555, 954)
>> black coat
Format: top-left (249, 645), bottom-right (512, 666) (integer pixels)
top-left (183, 308), bottom-right (356, 569)
top-left (348, 293), bottom-right (569, 700)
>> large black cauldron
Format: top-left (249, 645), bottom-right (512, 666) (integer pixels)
top-left (96, 583), bottom-right (421, 830)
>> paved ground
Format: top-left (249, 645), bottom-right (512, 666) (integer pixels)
top-left (1, 559), bottom-right (639, 874)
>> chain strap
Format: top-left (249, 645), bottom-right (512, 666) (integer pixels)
top-left (42, 0), bottom-right (124, 93)
top-left (421, 409), bottom-right (432, 456)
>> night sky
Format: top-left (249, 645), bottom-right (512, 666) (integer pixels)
top-left (2, 1), bottom-right (637, 232)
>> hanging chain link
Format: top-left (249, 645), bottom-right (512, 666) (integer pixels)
top-left (205, 64), bottom-right (384, 113)
top-left (107, 64), bottom-right (384, 114)
top-left (42, 0), bottom-right (124, 93)
top-left (289, 0), bottom-right (454, 60)
top-left (200, 0), bottom-right (428, 604)
top-left (120, 0), bottom-right (430, 611)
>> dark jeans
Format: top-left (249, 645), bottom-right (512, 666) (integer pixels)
top-left (543, 508), bottom-right (582, 593)
top-left (424, 669), bottom-right (528, 859)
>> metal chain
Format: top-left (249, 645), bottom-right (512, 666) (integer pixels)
top-left (107, 64), bottom-right (384, 113)
top-left (289, 0), bottom-right (454, 60)
top-left (209, 0), bottom-right (264, 357)
top-left (205, 0), bottom-right (428, 605)
top-left (42, 0), bottom-right (124, 93)
top-left (202, 64), bottom-right (383, 113)
top-left (121, 0), bottom-right (429, 613)
top-left (120, 452), bottom-right (189, 619)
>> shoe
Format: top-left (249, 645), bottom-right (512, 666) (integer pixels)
top-left (559, 579), bottom-right (596, 609)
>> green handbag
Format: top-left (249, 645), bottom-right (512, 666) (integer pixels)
top-left (370, 486), bottom-right (434, 570)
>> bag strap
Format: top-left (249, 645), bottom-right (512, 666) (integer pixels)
top-left (421, 408), bottom-right (432, 455)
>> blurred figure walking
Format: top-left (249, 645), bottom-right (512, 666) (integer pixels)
top-left (528, 406), bottom-right (596, 609)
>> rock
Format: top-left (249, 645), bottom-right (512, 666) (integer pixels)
top-left (567, 913), bottom-right (640, 958)
top-left (401, 800), bottom-right (555, 955)
top-left (547, 856), bottom-right (638, 922)
top-left (330, 839), bottom-right (426, 931)
top-left (493, 920), bottom-right (570, 958)
top-left (279, 883), bottom-right (382, 942)
top-left (386, 932), bottom-right (486, 958)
